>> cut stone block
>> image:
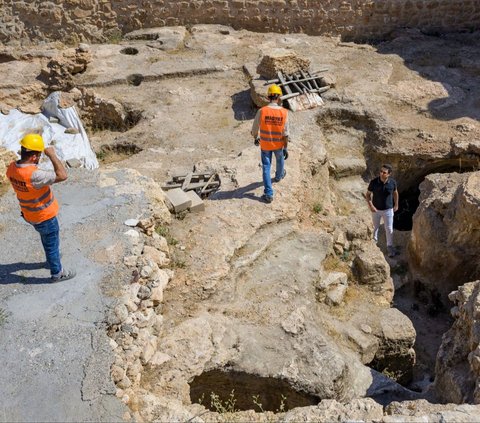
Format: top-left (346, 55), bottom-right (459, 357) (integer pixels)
top-left (165, 188), bottom-right (192, 213)
top-left (185, 190), bottom-right (205, 212)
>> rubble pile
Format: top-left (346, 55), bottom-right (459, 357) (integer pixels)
top-left (106, 216), bottom-right (174, 417)
top-left (38, 44), bottom-right (92, 91)
top-left (256, 49), bottom-right (311, 79)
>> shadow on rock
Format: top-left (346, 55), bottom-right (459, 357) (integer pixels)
top-left (375, 30), bottom-right (480, 122)
top-left (211, 182), bottom-right (264, 202)
top-left (231, 89), bottom-right (257, 121)
top-left (0, 262), bottom-right (51, 284)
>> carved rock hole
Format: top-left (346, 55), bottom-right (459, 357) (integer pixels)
top-left (98, 142), bottom-right (143, 164)
top-left (394, 163), bottom-right (478, 231)
top-left (127, 74), bottom-right (144, 86)
top-left (189, 370), bottom-right (319, 412)
top-left (120, 47), bottom-right (139, 55)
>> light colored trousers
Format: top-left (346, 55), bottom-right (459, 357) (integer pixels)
top-left (372, 208), bottom-right (394, 247)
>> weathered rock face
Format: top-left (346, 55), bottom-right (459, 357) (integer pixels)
top-left (38, 47), bottom-right (92, 91)
top-left (385, 399), bottom-right (480, 422)
top-left (371, 308), bottom-right (416, 385)
top-left (0, 147), bottom-right (17, 191)
top-left (1, 1), bottom-right (479, 45)
top-left (408, 172), bottom-right (480, 303)
top-left (256, 49), bottom-right (310, 79)
top-left (435, 280), bottom-right (480, 404)
top-left (353, 242), bottom-right (394, 302)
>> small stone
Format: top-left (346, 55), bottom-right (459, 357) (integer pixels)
top-left (137, 285), bottom-right (151, 300)
top-left (49, 116), bottom-right (60, 123)
top-left (78, 43), bottom-right (90, 52)
top-left (111, 365), bottom-right (125, 383)
top-left (64, 127), bottom-right (80, 134)
top-left (150, 352), bottom-right (171, 366)
top-left (141, 341), bottom-right (156, 364)
top-left (123, 255), bottom-right (137, 267)
top-left (66, 158), bottom-right (82, 168)
top-left (124, 229), bottom-right (140, 244)
top-left (117, 376), bottom-right (132, 389)
top-left (124, 219), bottom-right (139, 227)
top-left (150, 285), bottom-right (164, 304)
top-left (114, 304), bottom-right (129, 323)
top-left (360, 324), bottom-right (372, 334)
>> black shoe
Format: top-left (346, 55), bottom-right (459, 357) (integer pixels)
top-left (261, 194), bottom-right (273, 203)
top-left (51, 269), bottom-right (76, 283)
top-left (273, 169), bottom-right (286, 183)
top-left (387, 246), bottom-right (397, 258)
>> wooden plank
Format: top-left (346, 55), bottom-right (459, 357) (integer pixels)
top-left (307, 70), bottom-right (321, 90)
top-left (277, 71), bottom-right (293, 95)
top-left (181, 172), bottom-right (193, 191)
top-left (280, 92), bottom-right (300, 100)
top-left (200, 173), bottom-right (218, 195)
top-left (186, 181), bottom-right (220, 191)
top-left (285, 74), bottom-right (303, 94)
top-left (300, 70), bottom-right (314, 90)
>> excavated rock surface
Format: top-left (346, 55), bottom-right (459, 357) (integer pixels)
top-left (435, 281), bottom-right (480, 404)
top-left (1, 25), bottom-right (480, 422)
top-left (409, 172), bottom-right (480, 302)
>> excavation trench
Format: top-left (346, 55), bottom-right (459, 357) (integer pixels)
top-left (189, 370), bottom-right (319, 412)
top-left (316, 106), bottom-right (474, 394)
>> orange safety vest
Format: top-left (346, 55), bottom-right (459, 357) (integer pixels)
top-left (260, 106), bottom-right (288, 151)
top-left (259, 106), bottom-right (288, 151)
top-left (6, 162), bottom-right (59, 224)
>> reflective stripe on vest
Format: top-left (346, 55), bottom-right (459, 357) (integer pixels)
top-left (259, 106), bottom-right (287, 151)
top-left (6, 162), bottom-right (59, 224)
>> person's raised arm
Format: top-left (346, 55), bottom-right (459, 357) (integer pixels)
top-left (44, 147), bottom-right (67, 183)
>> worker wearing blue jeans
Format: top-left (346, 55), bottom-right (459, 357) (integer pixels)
top-left (252, 84), bottom-right (289, 203)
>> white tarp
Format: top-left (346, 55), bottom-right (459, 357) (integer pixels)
top-left (0, 92), bottom-right (98, 170)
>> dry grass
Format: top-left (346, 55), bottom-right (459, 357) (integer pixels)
top-left (322, 253), bottom-right (353, 280)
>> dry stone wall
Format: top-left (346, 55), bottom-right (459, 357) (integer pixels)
top-left (0, 0), bottom-right (479, 44)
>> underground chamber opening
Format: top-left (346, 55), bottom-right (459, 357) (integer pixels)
top-left (120, 47), bottom-right (139, 55)
top-left (393, 164), bottom-right (478, 231)
top-left (127, 74), bottom-right (144, 86)
top-left (189, 370), bottom-right (320, 413)
top-left (97, 142), bottom-right (143, 163)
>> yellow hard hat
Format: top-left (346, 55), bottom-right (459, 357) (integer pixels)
top-left (20, 133), bottom-right (44, 152)
top-left (267, 84), bottom-right (282, 96)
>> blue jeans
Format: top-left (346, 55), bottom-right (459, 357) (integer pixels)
top-left (261, 149), bottom-right (285, 198)
top-left (33, 216), bottom-right (62, 276)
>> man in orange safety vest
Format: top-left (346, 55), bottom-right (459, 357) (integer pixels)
top-left (251, 84), bottom-right (289, 203)
top-left (6, 133), bottom-right (76, 282)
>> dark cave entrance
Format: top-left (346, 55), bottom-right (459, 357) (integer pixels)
top-left (393, 165), bottom-right (478, 231)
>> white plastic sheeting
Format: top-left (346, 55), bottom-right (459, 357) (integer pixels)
top-left (0, 92), bottom-right (98, 170)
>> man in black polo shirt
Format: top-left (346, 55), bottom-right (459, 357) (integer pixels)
top-left (366, 164), bottom-right (399, 257)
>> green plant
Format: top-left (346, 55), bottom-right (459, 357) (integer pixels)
top-left (171, 257), bottom-right (186, 269)
top-left (210, 390), bottom-right (238, 414)
top-left (312, 202), bottom-right (323, 214)
top-left (253, 394), bottom-right (287, 414)
top-left (105, 30), bottom-right (123, 44)
top-left (155, 225), bottom-right (178, 246)
top-left (252, 395), bottom-right (264, 413)
top-left (340, 249), bottom-right (351, 262)
top-left (96, 151), bottom-right (106, 161)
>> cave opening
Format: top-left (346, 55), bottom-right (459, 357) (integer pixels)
top-left (394, 165), bottom-right (478, 231)
top-left (189, 369), bottom-right (320, 413)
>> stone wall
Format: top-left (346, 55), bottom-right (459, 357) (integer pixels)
top-left (0, 0), bottom-right (479, 45)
